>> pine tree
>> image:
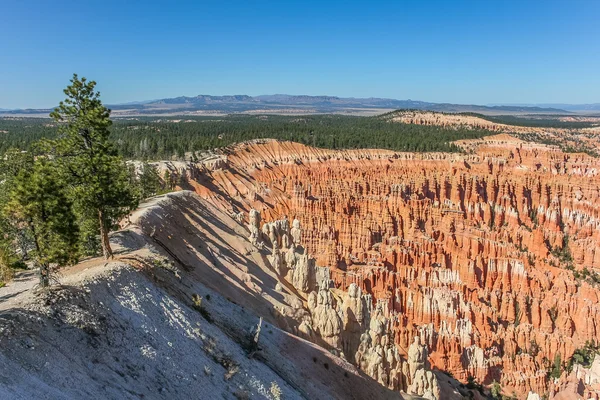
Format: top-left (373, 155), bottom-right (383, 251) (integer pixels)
top-left (163, 170), bottom-right (174, 190)
top-left (0, 216), bottom-right (17, 285)
top-left (550, 353), bottom-right (562, 379)
top-left (3, 161), bottom-right (79, 287)
top-left (0, 148), bottom-right (36, 283)
top-left (49, 74), bottom-right (138, 259)
top-left (138, 162), bottom-right (163, 199)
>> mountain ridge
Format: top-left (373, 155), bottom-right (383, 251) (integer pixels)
top-left (490, 103), bottom-right (600, 111)
top-left (1, 94), bottom-right (578, 116)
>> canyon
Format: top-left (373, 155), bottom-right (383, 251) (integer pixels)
top-left (2, 134), bottom-right (600, 399)
top-left (173, 135), bottom-right (600, 398)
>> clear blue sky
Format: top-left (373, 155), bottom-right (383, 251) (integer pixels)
top-left (1, 0), bottom-right (599, 108)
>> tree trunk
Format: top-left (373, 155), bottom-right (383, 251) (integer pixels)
top-left (99, 209), bottom-right (113, 259)
top-left (39, 263), bottom-right (50, 288)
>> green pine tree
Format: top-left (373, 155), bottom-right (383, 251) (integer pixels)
top-left (163, 170), bottom-right (174, 190)
top-left (0, 148), bottom-right (36, 283)
top-left (138, 162), bottom-right (163, 199)
top-left (4, 161), bottom-right (79, 287)
top-left (49, 74), bottom-right (138, 259)
top-left (550, 353), bottom-right (562, 379)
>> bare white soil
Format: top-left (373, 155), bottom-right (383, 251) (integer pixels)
top-left (0, 191), bottom-right (403, 400)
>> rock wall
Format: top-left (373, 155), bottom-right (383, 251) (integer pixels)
top-left (186, 138), bottom-right (600, 398)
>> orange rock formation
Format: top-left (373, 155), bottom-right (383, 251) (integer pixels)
top-left (175, 137), bottom-right (600, 398)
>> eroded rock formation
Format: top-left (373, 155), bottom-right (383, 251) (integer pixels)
top-left (187, 137), bottom-right (600, 398)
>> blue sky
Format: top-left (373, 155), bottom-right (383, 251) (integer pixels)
top-left (1, 0), bottom-right (599, 108)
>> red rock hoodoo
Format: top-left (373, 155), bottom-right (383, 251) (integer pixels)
top-left (180, 136), bottom-right (600, 398)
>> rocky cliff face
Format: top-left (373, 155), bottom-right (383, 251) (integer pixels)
top-left (181, 137), bottom-right (600, 398)
top-left (243, 208), bottom-right (444, 398)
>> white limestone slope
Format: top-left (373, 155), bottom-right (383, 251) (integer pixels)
top-left (0, 191), bottom-right (402, 400)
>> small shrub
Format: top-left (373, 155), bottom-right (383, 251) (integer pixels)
top-left (269, 382), bottom-right (282, 400)
top-left (224, 364), bottom-right (240, 381)
top-left (192, 293), bottom-right (202, 308)
top-left (192, 293), bottom-right (213, 323)
top-left (490, 380), bottom-right (502, 399)
top-left (11, 260), bottom-right (27, 270)
top-left (548, 306), bottom-right (558, 323)
top-left (529, 340), bottom-right (541, 357)
top-left (568, 340), bottom-right (599, 371)
top-left (514, 301), bottom-right (522, 327)
top-left (551, 235), bottom-right (573, 264)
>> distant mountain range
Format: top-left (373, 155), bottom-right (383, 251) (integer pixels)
top-left (489, 103), bottom-right (600, 112)
top-left (5, 94), bottom-right (598, 116)
top-left (107, 94), bottom-right (570, 114)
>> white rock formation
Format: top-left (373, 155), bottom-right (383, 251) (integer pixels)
top-left (526, 392), bottom-right (541, 400)
top-left (290, 218), bottom-right (302, 245)
top-left (307, 280), bottom-right (342, 349)
top-left (406, 336), bottom-right (440, 400)
top-left (248, 209), bottom-right (262, 246)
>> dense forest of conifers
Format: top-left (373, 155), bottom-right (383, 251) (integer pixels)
top-left (0, 114), bottom-right (494, 159)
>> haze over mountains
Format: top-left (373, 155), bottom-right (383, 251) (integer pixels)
top-left (490, 103), bottom-right (600, 112)
top-left (4, 94), bottom-right (598, 116)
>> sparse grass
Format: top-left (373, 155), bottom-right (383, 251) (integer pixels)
top-left (224, 364), bottom-right (240, 381)
top-left (202, 335), bottom-right (239, 381)
top-left (147, 255), bottom-right (180, 277)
